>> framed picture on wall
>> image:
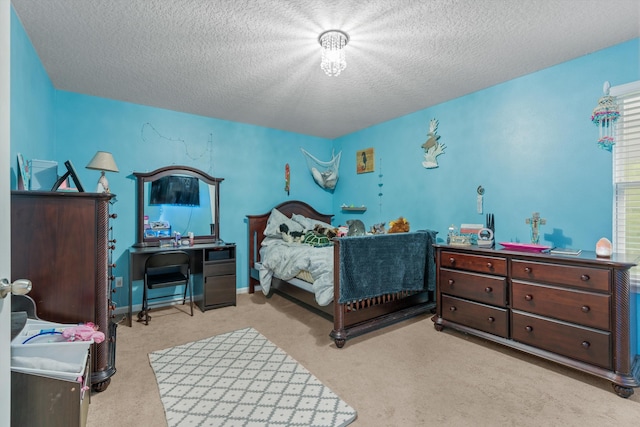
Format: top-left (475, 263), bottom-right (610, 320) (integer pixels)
top-left (356, 148), bottom-right (375, 174)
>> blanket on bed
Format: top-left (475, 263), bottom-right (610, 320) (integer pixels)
top-left (338, 230), bottom-right (437, 303)
top-left (258, 238), bottom-right (334, 306)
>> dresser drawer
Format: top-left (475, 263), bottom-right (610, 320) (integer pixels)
top-left (512, 311), bottom-right (611, 369)
top-left (440, 269), bottom-right (507, 307)
top-left (511, 260), bottom-right (610, 292)
top-left (441, 251), bottom-right (507, 275)
top-left (203, 260), bottom-right (235, 277)
top-left (511, 281), bottom-right (610, 330)
top-left (442, 295), bottom-right (508, 338)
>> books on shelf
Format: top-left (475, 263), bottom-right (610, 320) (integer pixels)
top-left (550, 247), bottom-right (582, 256)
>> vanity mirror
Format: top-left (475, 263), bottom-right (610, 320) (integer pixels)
top-left (133, 166), bottom-right (223, 247)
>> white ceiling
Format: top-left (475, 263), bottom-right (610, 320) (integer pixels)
top-left (11, 0), bottom-right (640, 139)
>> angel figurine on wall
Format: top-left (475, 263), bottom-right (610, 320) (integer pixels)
top-left (421, 118), bottom-right (446, 169)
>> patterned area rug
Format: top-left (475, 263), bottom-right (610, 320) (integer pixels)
top-left (149, 327), bottom-right (357, 427)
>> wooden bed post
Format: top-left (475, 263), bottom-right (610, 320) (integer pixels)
top-left (331, 239), bottom-right (346, 348)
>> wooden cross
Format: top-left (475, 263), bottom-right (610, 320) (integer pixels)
top-left (525, 212), bottom-right (546, 244)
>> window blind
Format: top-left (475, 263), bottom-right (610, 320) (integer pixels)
top-left (612, 81), bottom-right (640, 289)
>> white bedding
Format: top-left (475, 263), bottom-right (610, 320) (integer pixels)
top-left (257, 237), bottom-right (334, 306)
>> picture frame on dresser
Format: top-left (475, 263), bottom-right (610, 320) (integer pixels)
top-left (52, 160), bottom-right (85, 192)
top-left (16, 152), bottom-right (29, 190)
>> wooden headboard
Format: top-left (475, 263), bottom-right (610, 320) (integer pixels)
top-left (246, 200), bottom-right (333, 292)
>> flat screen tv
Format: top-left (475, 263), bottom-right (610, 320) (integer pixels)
top-left (149, 175), bottom-right (200, 206)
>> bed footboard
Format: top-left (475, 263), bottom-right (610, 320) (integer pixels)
top-left (330, 290), bottom-right (435, 347)
top-left (330, 237), bottom-right (436, 348)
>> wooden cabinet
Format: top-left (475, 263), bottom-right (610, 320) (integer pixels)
top-left (433, 245), bottom-right (640, 397)
top-left (11, 349), bottom-right (91, 427)
top-left (201, 245), bottom-right (236, 310)
top-left (11, 191), bottom-right (117, 391)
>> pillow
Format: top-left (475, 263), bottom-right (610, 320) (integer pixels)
top-left (264, 208), bottom-right (304, 239)
top-left (291, 213), bottom-right (334, 232)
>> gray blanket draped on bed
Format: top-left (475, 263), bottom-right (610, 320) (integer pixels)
top-left (338, 230), bottom-right (437, 303)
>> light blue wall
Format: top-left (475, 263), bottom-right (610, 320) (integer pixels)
top-left (52, 92), bottom-right (333, 307)
top-left (332, 39), bottom-right (639, 250)
top-left (9, 5), bottom-right (640, 349)
top-left (9, 9), bottom-right (55, 188)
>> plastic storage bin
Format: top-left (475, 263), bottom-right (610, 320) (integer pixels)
top-left (11, 319), bottom-right (92, 382)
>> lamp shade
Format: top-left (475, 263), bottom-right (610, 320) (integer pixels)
top-left (86, 151), bottom-right (119, 172)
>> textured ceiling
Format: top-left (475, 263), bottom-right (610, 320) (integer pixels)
top-left (11, 0), bottom-right (640, 139)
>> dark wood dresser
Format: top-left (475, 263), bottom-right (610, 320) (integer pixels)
top-left (11, 191), bottom-right (117, 391)
top-left (432, 244), bottom-right (640, 397)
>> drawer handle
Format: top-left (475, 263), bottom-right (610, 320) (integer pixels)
top-left (524, 267), bottom-right (532, 273)
top-left (524, 294), bottom-right (533, 301)
top-left (525, 326), bottom-right (533, 332)
top-left (581, 305), bottom-right (590, 313)
top-left (486, 262), bottom-right (493, 269)
top-left (582, 341), bottom-right (591, 349)
top-left (449, 257), bottom-right (456, 265)
top-left (449, 306), bottom-right (457, 312)
top-left (581, 274), bottom-right (590, 282)
top-left (484, 287), bottom-right (492, 293)
top-left (487, 316), bottom-right (495, 323)
top-left (448, 279), bottom-right (455, 286)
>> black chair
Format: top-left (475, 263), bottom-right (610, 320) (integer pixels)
top-left (11, 294), bottom-right (40, 320)
top-left (11, 294), bottom-right (40, 341)
top-left (137, 250), bottom-right (193, 325)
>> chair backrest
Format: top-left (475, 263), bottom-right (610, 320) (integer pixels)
top-left (145, 251), bottom-right (191, 277)
top-left (11, 294), bottom-right (40, 319)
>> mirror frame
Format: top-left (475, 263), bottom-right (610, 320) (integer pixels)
top-left (133, 165), bottom-right (223, 247)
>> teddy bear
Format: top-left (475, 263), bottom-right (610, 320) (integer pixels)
top-left (388, 217), bottom-right (410, 233)
top-left (370, 222), bottom-right (386, 234)
top-left (346, 219), bottom-right (366, 236)
top-left (313, 223), bottom-right (339, 239)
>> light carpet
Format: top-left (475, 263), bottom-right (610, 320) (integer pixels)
top-left (149, 327), bottom-right (357, 427)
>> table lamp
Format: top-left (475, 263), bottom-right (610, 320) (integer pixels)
top-left (86, 151), bottom-right (119, 193)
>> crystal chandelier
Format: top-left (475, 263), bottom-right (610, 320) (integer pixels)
top-left (318, 30), bottom-right (349, 77)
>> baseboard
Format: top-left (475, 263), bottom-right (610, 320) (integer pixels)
top-left (113, 286), bottom-right (253, 316)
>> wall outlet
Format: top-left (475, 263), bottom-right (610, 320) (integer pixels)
top-left (115, 276), bottom-right (123, 288)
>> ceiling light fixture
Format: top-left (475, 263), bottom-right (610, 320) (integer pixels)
top-left (318, 30), bottom-right (349, 77)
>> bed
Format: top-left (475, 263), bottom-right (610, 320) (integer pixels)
top-left (247, 200), bottom-right (437, 348)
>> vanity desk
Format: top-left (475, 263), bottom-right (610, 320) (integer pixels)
top-left (432, 244), bottom-right (640, 397)
top-left (127, 166), bottom-right (235, 326)
top-left (128, 242), bottom-right (236, 324)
